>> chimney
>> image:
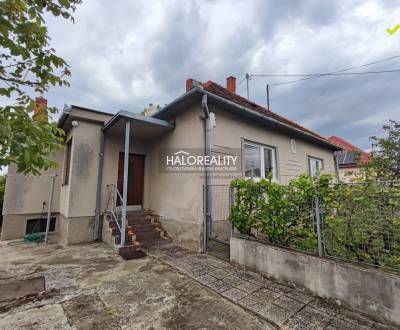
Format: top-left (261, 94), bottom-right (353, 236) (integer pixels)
top-left (226, 76), bottom-right (236, 94)
top-left (186, 78), bottom-right (194, 92)
top-left (33, 96), bottom-right (48, 122)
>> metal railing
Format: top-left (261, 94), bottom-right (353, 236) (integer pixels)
top-left (107, 184), bottom-right (123, 238)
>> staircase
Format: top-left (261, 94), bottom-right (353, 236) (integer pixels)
top-left (104, 210), bottom-right (170, 260)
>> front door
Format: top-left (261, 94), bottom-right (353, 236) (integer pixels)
top-left (117, 153), bottom-right (145, 205)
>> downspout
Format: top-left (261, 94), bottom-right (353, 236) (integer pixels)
top-left (94, 130), bottom-right (105, 241)
top-left (333, 151), bottom-right (341, 183)
top-left (202, 94), bottom-right (212, 252)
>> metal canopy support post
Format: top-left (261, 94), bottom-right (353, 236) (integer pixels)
top-left (45, 174), bottom-right (56, 243)
top-left (121, 119), bottom-right (131, 247)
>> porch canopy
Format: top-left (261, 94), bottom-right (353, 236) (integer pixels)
top-left (103, 110), bottom-right (174, 138)
top-left (99, 111), bottom-right (174, 245)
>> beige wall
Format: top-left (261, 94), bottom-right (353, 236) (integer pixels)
top-left (145, 104), bottom-right (205, 251)
top-left (3, 152), bottom-right (63, 216)
top-left (209, 106), bottom-right (335, 185)
top-left (1, 151), bottom-right (63, 241)
top-left (64, 121), bottom-right (102, 218)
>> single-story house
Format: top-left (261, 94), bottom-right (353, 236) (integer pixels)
top-left (1, 76), bottom-right (341, 255)
top-left (328, 135), bottom-right (371, 181)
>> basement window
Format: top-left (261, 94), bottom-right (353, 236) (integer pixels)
top-left (26, 217), bottom-right (56, 235)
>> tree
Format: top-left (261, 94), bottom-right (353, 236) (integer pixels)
top-left (368, 120), bottom-right (400, 180)
top-left (0, 0), bottom-right (81, 175)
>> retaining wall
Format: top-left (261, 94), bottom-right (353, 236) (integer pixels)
top-left (230, 237), bottom-right (400, 327)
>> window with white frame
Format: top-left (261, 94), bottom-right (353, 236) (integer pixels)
top-left (308, 156), bottom-right (323, 177)
top-left (244, 142), bottom-right (276, 180)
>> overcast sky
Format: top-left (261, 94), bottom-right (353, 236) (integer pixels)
top-left (45, 0), bottom-right (400, 150)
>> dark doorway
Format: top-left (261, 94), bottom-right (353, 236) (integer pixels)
top-left (117, 153), bottom-right (145, 205)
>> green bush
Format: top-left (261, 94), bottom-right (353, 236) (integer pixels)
top-left (230, 175), bottom-right (400, 271)
top-left (230, 174), bottom-right (334, 253)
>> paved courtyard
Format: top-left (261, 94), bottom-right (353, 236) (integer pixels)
top-left (0, 241), bottom-right (395, 329)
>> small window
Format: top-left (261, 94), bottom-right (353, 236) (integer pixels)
top-left (308, 156), bottom-right (323, 177)
top-left (63, 138), bottom-right (72, 185)
top-left (26, 217), bottom-right (56, 235)
top-left (244, 142), bottom-right (277, 180)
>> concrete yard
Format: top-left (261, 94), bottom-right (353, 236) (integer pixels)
top-left (0, 241), bottom-right (396, 329)
top-left (0, 241), bottom-right (272, 329)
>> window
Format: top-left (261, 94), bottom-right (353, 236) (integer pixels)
top-left (244, 142), bottom-right (276, 180)
top-left (26, 217), bottom-right (56, 234)
top-left (308, 156), bottom-right (323, 177)
top-left (63, 138), bottom-right (72, 185)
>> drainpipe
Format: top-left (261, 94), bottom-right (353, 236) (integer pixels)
top-left (94, 130), bottom-right (105, 241)
top-left (333, 151), bottom-right (340, 183)
top-left (202, 94), bottom-right (212, 252)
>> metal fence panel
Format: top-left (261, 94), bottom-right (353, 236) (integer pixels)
top-left (322, 181), bottom-right (400, 272)
top-left (229, 180), bottom-right (400, 272)
top-left (204, 185), bottom-right (232, 259)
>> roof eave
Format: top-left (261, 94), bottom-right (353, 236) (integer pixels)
top-left (202, 89), bottom-right (341, 151)
top-left (154, 87), bottom-right (340, 151)
top-left (103, 110), bottom-right (175, 132)
top-left (57, 105), bottom-right (72, 128)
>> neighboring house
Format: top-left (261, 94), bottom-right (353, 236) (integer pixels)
top-left (328, 136), bottom-right (371, 181)
top-left (1, 76), bottom-right (340, 254)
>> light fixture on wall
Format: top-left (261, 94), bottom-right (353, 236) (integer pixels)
top-left (71, 120), bottom-right (79, 127)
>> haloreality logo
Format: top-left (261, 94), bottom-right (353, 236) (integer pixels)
top-left (387, 24), bottom-right (400, 35)
top-left (159, 148), bottom-right (242, 173)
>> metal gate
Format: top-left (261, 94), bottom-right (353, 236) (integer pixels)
top-left (203, 185), bottom-right (233, 260)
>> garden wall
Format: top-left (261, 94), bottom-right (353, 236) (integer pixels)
top-left (230, 237), bottom-right (400, 327)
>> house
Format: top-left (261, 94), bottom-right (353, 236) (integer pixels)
top-left (1, 76), bottom-right (341, 256)
top-left (328, 136), bottom-right (370, 181)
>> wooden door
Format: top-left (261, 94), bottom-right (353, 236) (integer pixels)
top-left (117, 153), bottom-right (145, 205)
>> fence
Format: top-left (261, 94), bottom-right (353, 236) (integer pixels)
top-left (322, 181), bottom-right (400, 271)
top-left (228, 179), bottom-right (400, 272)
top-left (204, 185), bottom-right (232, 259)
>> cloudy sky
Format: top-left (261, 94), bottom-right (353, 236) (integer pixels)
top-left (45, 0), bottom-right (400, 150)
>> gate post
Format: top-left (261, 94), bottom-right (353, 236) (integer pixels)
top-left (314, 195), bottom-right (323, 257)
top-left (229, 185), bottom-right (234, 238)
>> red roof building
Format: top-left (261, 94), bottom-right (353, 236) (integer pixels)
top-left (328, 136), bottom-right (370, 168)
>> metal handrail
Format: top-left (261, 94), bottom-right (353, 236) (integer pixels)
top-left (107, 184), bottom-right (123, 235)
top-left (110, 210), bottom-right (122, 232)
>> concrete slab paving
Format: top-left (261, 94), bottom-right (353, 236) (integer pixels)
top-left (0, 242), bottom-right (272, 329)
top-left (148, 244), bottom-right (398, 330)
top-left (0, 241), bottom-right (397, 329)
